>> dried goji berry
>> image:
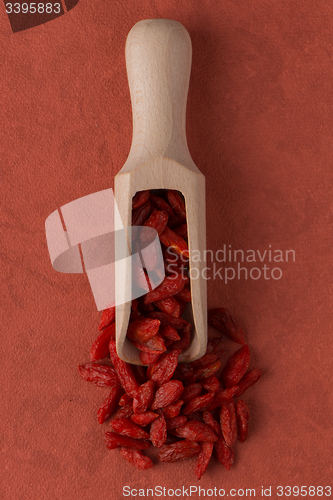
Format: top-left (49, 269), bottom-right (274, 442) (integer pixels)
top-left (236, 399), bottom-right (250, 442)
top-left (182, 392), bottom-right (215, 415)
top-left (150, 193), bottom-right (176, 219)
top-left (133, 365), bottom-right (146, 385)
top-left (160, 325), bottom-right (180, 342)
top-left (214, 437), bottom-right (234, 470)
top-left (173, 421), bottom-right (218, 442)
top-left (206, 337), bottom-right (224, 357)
top-left (133, 380), bottom-right (155, 414)
top-left (140, 210), bottom-right (169, 241)
top-left (159, 440), bottom-right (201, 462)
top-left (166, 415), bottom-right (187, 431)
top-left (113, 403), bottom-right (134, 420)
top-left (118, 393), bottom-right (132, 407)
top-left (234, 369), bottom-right (262, 397)
top-left (144, 273), bottom-right (187, 305)
top-left (155, 296), bottom-right (181, 317)
top-left (109, 340), bottom-right (140, 398)
top-left (150, 411), bottom-right (167, 447)
top-left (132, 190), bottom-right (150, 209)
top-left (190, 354), bottom-right (218, 370)
top-left (97, 385), bottom-right (124, 424)
top-left (167, 190), bottom-right (186, 220)
top-left (208, 308), bottom-right (245, 345)
top-left (202, 411), bottom-right (221, 437)
top-left (120, 447), bottom-right (153, 469)
top-left (105, 432), bottom-right (149, 450)
top-left (171, 322), bottom-right (192, 351)
top-left (132, 201), bottom-right (151, 226)
top-left (78, 363), bottom-right (120, 388)
top-left (98, 303), bottom-right (115, 331)
top-left (222, 345), bottom-right (250, 388)
top-left (161, 400), bottom-right (184, 419)
top-left (131, 411), bottom-right (158, 426)
top-left (206, 387), bottom-right (239, 411)
top-left (148, 311), bottom-right (188, 329)
top-left (173, 223), bottom-right (187, 239)
top-left (200, 375), bottom-right (220, 393)
top-left (160, 226), bottom-right (189, 259)
top-left (181, 383), bottom-right (202, 405)
top-left (150, 380), bottom-right (184, 410)
top-left (139, 351), bottom-right (161, 365)
top-left (149, 349), bottom-right (181, 387)
top-left (173, 363), bottom-right (194, 381)
top-left (90, 323), bottom-right (115, 361)
top-left (127, 318), bottom-right (160, 343)
top-left (220, 400), bottom-right (237, 447)
top-left (110, 418), bottom-right (150, 439)
top-left (131, 334), bottom-right (166, 354)
top-left (191, 361), bottom-right (221, 381)
top-left (195, 442), bottom-right (214, 479)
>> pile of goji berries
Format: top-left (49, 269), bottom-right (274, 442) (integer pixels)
top-left (78, 190), bottom-right (262, 477)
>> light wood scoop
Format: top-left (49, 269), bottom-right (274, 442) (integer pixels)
top-left (114, 19), bottom-right (207, 364)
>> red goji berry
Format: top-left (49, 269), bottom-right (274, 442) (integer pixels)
top-left (132, 190), bottom-right (150, 209)
top-left (200, 375), bottom-right (220, 393)
top-left (150, 411), bottom-right (167, 447)
top-left (182, 392), bottom-right (215, 415)
top-left (149, 349), bottom-right (181, 387)
top-left (140, 210), bottom-right (169, 241)
top-left (159, 440), bottom-right (201, 462)
top-left (208, 308), bottom-right (245, 345)
top-left (97, 385), bottom-right (124, 424)
top-left (131, 334), bottom-right (166, 354)
top-left (120, 447), bottom-right (153, 469)
top-left (173, 421), bottom-right (218, 442)
top-left (222, 345), bottom-right (250, 388)
top-left (105, 432), bottom-right (149, 450)
top-left (220, 400), bottom-right (237, 447)
top-left (98, 303), bottom-right (115, 331)
top-left (110, 418), bottom-right (150, 440)
top-left (78, 363), bottom-right (120, 388)
top-left (113, 403), bottom-right (133, 420)
top-left (236, 399), bottom-right (250, 442)
top-left (118, 393), bottom-right (132, 407)
top-left (160, 325), bottom-right (180, 342)
top-left (139, 351), bottom-right (161, 365)
top-left (133, 365), bottom-right (146, 385)
top-left (127, 318), bottom-right (161, 343)
top-left (206, 387), bottom-right (239, 411)
top-left (150, 193), bottom-right (176, 219)
top-left (234, 369), bottom-right (262, 397)
top-left (195, 442), bottom-right (214, 479)
top-left (90, 323), bottom-right (115, 361)
top-left (173, 223), bottom-right (187, 239)
top-left (148, 311), bottom-right (188, 329)
top-left (144, 273), bottom-right (187, 305)
top-left (191, 361), bottom-right (221, 381)
top-left (181, 383), bottom-right (202, 405)
top-left (171, 322), bottom-right (192, 351)
top-left (109, 340), bottom-right (140, 398)
top-left (166, 415), bottom-right (187, 431)
top-left (173, 363), bottom-right (194, 381)
top-left (162, 400), bottom-right (184, 419)
top-left (130, 411), bottom-right (158, 426)
top-left (202, 411), bottom-right (221, 437)
top-left (167, 190), bottom-right (186, 220)
top-left (155, 296), bottom-right (181, 317)
top-left (206, 337), bottom-right (224, 357)
top-left (190, 353), bottom-right (218, 370)
top-left (150, 380), bottom-right (184, 410)
top-left (214, 438), bottom-right (234, 470)
top-left (160, 226), bottom-right (189, 259)
top-left (132, 201), bottom-right (151, 226)
top-left (133, 380), bottom-right (155, 414)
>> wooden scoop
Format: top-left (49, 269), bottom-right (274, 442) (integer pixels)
top-left (114, 19), bottom-right (207, 364)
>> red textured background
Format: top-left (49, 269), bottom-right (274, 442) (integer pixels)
top-left (1, 1), bottom-right (333, 499)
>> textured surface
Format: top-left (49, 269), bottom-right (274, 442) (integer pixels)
top-left (1, 0), bottom-right (333, 499)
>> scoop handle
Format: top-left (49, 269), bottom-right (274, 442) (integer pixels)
top-left (125, 19), bottom-right (194, 167)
